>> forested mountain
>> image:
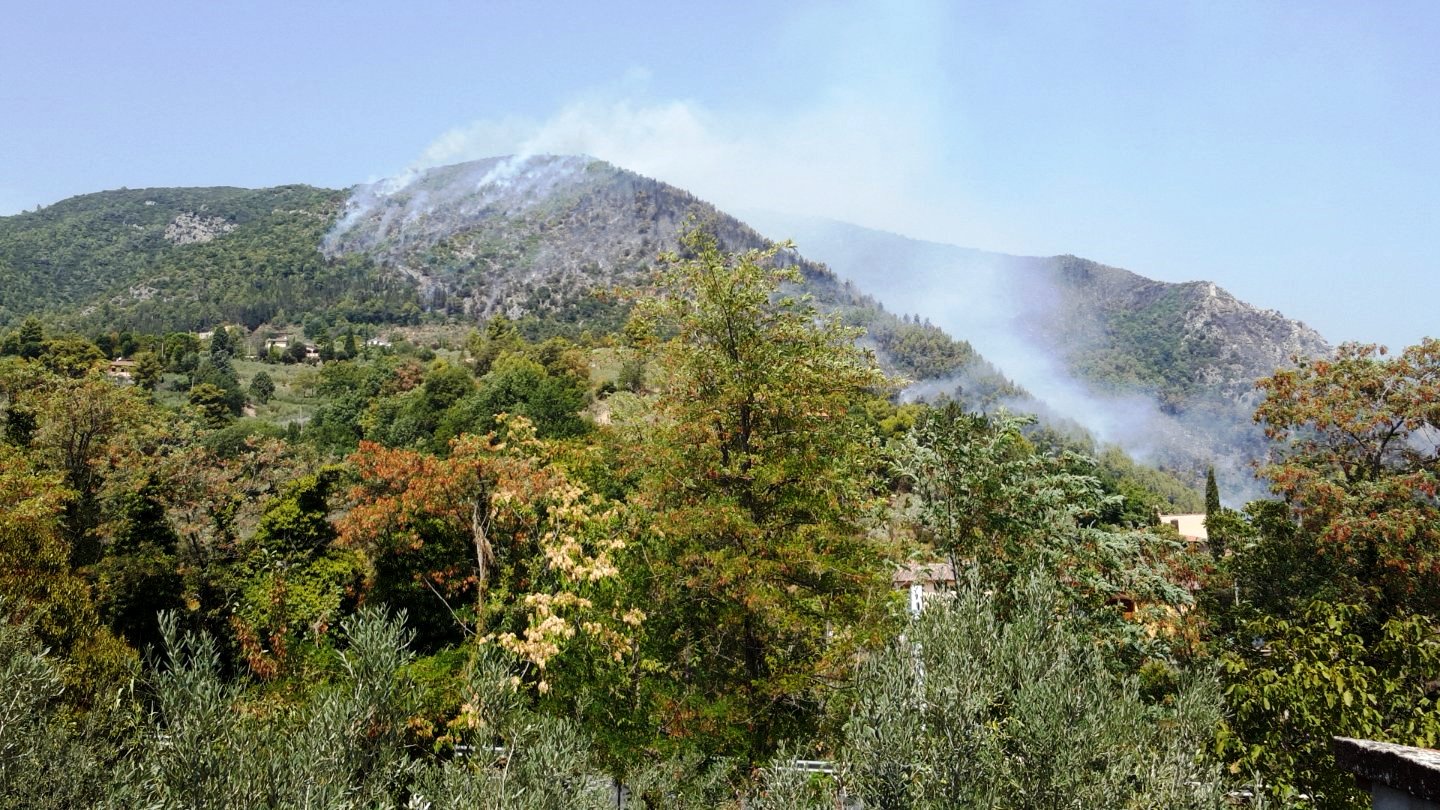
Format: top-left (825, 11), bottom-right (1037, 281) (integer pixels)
top-left (0, 154), bottom-right (1331, 484)
top-left (6, 155), bottom-right (1439, 809)
top-left (0, 156), bottom-right (1019, 405)
top-left (0, 185), bottom-right (420, 332)
top-left (743, 212), bottom-right (1332, 490)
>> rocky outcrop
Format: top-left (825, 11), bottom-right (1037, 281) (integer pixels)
top-left (1171, 281), bottom-right (1329, 392)
top-left (1038, 256), bottom-right (1330, 399)
top-left (164, 212), bottom-right (236, 245)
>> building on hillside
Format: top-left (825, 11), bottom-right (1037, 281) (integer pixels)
top-left (1159, 513), bottom-right (1208, 544)
top-left (894, 562), bottom-right (956, 616)
top-left (1105, 514), bottom-right (1210, 629)
top-left (106, 358), bottom-right (136, 381)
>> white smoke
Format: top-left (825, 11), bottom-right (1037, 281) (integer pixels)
top-left (322, 154), bottom-right (589, 257)
top-left (401, 88), bottom-right (946, 247)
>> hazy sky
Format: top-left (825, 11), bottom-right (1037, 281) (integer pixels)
top-left (4, 1), bottom-right (1436, 349)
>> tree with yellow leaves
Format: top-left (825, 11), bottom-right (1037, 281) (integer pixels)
top-left (338, 415), bottom-right (640, 691)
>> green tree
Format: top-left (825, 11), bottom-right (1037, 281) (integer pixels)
top-left (895, 406), bottom-right (1196, 638)
top-left (467, 314), bottom-right (523, 376)
top-left (161, 332), bottom-right (200, 371)
top-left (189, 383), bottom-right (233, 428)
top-left (229, 468), bottom-right (363, 680)
top-left (1217, 600), bottom-right (1440, 808)
top-left (0, 605), bottom-right (141, 809)
top-left (842, 575), bottom-right (1224, 809)
top-left (0, 444), bottom-right (136, 700)
top-left (1206, 339), bottom-right (1440, 805)
top-left (208, 326), bottom-right (231, 358)
top-left (10, 366), bottom-right (168, 567)
top-left (283, 342), bottom-right (308, 364)
top-left (39, 336), bottom-right (105, 378)
top-left (1205, 465), bottom-right (1220, 518)
top-left (437, 353), bottom-right (589, 444)
top-left (622, 229), bottom-right (893, 765)
top-left (141, 607), bottom-right (416, 807)
top-left (16, 317), bottom-right (45, 359)
top-left (94, 478), bottom-right (184, 653)
top-left (191, 358), bottom-right (244, 415)
top-left (132, 351), bottom-right (164, 391)
top-left (248, 370), bottom-right (275, 404)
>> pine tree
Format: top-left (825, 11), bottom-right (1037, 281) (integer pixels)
top-left (16, 317), bottom-right (45, 359)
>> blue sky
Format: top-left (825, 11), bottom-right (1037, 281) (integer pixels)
top-left (3, 0), bottom-right (1436, 349)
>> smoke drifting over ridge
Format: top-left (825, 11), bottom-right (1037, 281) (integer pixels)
top-left (326, 143), bottom-right (1278, 500)
top-left (389, 85), bottom-right (958, 256)
top-left (329, 61), bottom-right (1319, 501)
top-left (322, 155), bottom-right (589, 259)
top-left (737, 211), bottom-right (1284, 501)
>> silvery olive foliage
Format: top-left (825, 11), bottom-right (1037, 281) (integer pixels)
top-left (838, 576), bottom-right (1226, 810)
top-left (0, 605), bottom-right (142, 810)
top-left (0, 606), bottom-right (616, 809)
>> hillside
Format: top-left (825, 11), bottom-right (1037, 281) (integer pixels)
top-left (0, 155), bottom-right (1336, 491)
top-left (0, 185), bottom-right (420, 332)
top-left (1039, 255), bottom-right (1330, 403)
top-left (320, 155), bottom-right (1021, 401)
top-left (0, 156), bottom-right (1019, 404)
top-left (741, 212), bottom-right (1331, 492)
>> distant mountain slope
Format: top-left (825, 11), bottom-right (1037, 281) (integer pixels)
top-left (1038, 255), bottom-right (1330, 404)
top-left (0, 157), bottom-right (1020, 404)
top-left (320, 155), bottom-right (1022, 401)
top-left (742, 212), bottom-right (1330, 493)
top-left (0, 185), bottom-right (419, 332)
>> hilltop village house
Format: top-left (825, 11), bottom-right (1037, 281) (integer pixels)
top-left (105, 358), bottom-right (136, 381)
top-left (1159, 513), bottom-right (1208, 545)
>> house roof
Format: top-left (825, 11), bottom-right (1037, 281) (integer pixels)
top-left (893, 562), bottom-right (956, 586)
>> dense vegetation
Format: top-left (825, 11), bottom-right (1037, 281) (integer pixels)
top-left (1, 231), bottom-right (1435, 807)
top-left (0, 186), bottom-right (420, 333)
top-left (0, 172), bottom-right (1019, 411)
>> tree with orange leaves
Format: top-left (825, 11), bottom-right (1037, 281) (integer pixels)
top-left (1254, 337), bottom-right (1440, 616)
top-left (338, 415), bottom-right (638, 689)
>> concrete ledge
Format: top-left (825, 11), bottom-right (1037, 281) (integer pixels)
top-left (1333, 737), bottom-right (1440, 803)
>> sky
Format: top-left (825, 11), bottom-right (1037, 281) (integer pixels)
top-left (3, 0), bottom-right (1436, 349)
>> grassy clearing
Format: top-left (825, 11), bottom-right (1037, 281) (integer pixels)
top-left (235, 359), bottom-right (322, 425)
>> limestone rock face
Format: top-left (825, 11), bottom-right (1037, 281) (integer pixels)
top-left (164, 212), bottom-right (236, 245)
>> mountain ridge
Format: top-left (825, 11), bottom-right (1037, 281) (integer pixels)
top-left (739, 210), bottom-right (1331, 493)
top-left (0, 155), bottom-right (1331, 491)
top-left (0, 156), bottom-right (1021, 406)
